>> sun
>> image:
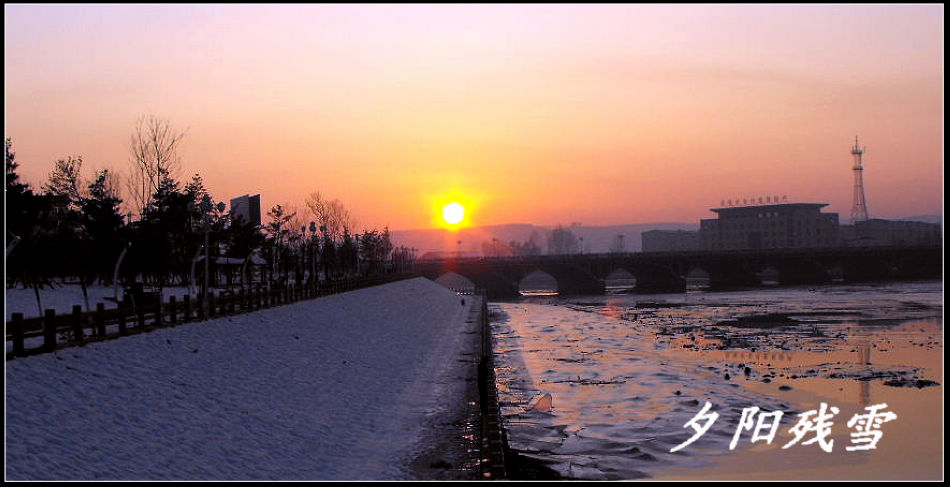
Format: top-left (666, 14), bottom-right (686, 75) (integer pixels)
top-left (442, 202), bottom-right (465, 225)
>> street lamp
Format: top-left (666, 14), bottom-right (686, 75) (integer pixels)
top-left (355, 234), bottom-right (361, 276)
top-left (301, 224), bottom-right (307, 284)
top-left (309, 221), bottom-right (317, 283)
top-left (319, 224), bottom-right (328, 280)
top-left (200, 196), bottom-right (213, 312)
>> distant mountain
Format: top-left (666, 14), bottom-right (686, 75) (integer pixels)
top-left (391, 222), bottom-right (698, 256)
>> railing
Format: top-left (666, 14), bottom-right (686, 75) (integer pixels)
top-left (6, 274), bottom-right (412, 360)
top-left (416, 243), bottom-right (944, 265)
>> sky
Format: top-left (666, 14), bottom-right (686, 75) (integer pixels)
top-left (4, 4), bottom-right (944, 231)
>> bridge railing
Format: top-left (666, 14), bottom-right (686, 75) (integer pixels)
top-left (416, 243), bottom-right (943, 265)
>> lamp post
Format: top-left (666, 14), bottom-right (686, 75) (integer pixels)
top-left (319, 224), bottom-right (328, 281)
top-left (309, 221), bottom-right (317, 283)
top-left (6, 234), bottom-right (20, 257)
top-left (113, 242), bottom-right (131, 303)
top-left (200, 196), bottom-right (213, 313)
top-left (301, 224), bottom-right (307, 285)
top-left (355, 234), bottom-right (361, 276)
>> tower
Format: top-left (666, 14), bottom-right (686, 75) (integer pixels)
top-left (850, 136), bottom-right (869, 223)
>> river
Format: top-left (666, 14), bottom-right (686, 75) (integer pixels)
top-left (491, 280), bottom-right (943, 480)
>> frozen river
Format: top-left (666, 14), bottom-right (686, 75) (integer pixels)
top-left (492, 280), bottom-right (943, 480)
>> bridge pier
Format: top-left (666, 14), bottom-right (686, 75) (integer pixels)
top-left (633, 264), bottom-right (686, 294)
top-left (841, 258), bottom-right (895, 283)
top-left (777, 260), bottom-right (832, 286)
top-left (705, 262), bottom-right (759, 291)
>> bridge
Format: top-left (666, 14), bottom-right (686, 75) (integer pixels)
top-left (412, 245), bottom-right (942, 298)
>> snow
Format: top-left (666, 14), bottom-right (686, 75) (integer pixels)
top-left (6, 278), bottom-right (475, 480)
top-left (5, 283), bottom-right (198, 321)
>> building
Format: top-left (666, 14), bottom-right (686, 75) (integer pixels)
top-left (230, 194), bottom-right (262, 226)
top-left (700, 203), bottom-right (840, 251)
top-left (841, 219), bottom-right (942, 247)
top-left (641, 230), bottom-right (700, 252)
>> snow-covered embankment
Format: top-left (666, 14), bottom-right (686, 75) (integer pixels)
top-left (6, 277), bottom-right (476, 480)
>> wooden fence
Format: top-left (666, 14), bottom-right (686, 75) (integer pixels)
top-left (6, 274), bottom-right (411, 360)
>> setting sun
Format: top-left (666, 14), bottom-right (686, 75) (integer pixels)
top-left (442, 202), bottom-right (465, 225)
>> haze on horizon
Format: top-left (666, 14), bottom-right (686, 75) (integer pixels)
top-left (4, 4), bottom-right (944, 232)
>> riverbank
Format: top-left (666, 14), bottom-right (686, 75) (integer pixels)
top-left (6, 278), bottom-right (480, 480)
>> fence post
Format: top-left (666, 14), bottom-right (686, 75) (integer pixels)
top-left (183, 295), bottom-right (192, 323)
top-left (154, 293), bottom-right (163, 326)
top-left (96, 303), bottom-right (106, 337)
top-left (197, 293), bottom-right (205, 321)
top-left (71, 305), bottom-right (84, 344)
top-left (43, 309), bottom-right (57, 352)
top-left (169, 296), bottom-right (177, 324)
top-left (119, 297), bottom-right (129, 334)
top-left (137, 298), bottom-right (146, 329)
top-left (11, 312), bottom-right (25, 356)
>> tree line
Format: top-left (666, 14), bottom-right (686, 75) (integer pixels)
top-left (6, 115), bottom-right (413, 302)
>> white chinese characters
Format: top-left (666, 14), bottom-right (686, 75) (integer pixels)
top-left (671, 402), bottom-right (897, 453)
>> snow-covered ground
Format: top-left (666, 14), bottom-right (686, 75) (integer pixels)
top-left (5, 283), bottom-right (198, 321)
top-left (6, 278), bottom-right (476, 480)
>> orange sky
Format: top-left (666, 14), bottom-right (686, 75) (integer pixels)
top-left (4, 4), bottom-right (944, 231)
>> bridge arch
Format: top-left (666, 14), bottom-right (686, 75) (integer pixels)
top-left (755, 265), bottom-right (781, 286)
top-left (825, 262), bottom-right (846, 283)
top-left (434, 272), bottom-right (476, 294)
top-left (519, 270), bottom-right (559, 295)
top-left (604, 268), bottom-right (637, 293)
top-left (685, 266), bottom-right (711, 291)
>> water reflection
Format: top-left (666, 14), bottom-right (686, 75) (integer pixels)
top-left (494, 281), bottom-right (942, 480)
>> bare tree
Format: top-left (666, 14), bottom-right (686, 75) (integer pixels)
top-left (126, 114), bottom-right (185, 218)
top-left (305, 191), bottom-right (355, 240)
top-left (43, 156), bottom-right (85, 206)
top-left (99, 168), bottom-right (122, 202)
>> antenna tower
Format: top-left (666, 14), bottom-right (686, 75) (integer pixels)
top-left (850, 136), bottom-right (869, 223)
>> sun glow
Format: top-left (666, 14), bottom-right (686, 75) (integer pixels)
top-left (442, 202), bottom-right (465, 225)
top-left (426, 188), bottom-right (481, 230)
